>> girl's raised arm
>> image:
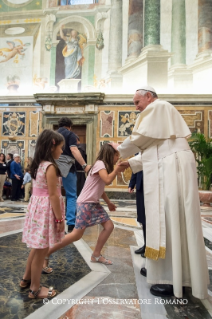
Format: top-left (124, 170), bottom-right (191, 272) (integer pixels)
top-left (98, 165), bottom-right (125, 185)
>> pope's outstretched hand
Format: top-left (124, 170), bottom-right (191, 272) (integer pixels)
top-left (118, 161), bottom-right (130, 168)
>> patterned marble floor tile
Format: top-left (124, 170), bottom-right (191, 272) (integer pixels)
top-left (0, 232), bottom-right (90, 319)
top-left (0, 218), bottom-right (25, 234)
top-left (110, 217), bottom-right (138, 227)
top-left (59, 296), bottom-right (141, 319)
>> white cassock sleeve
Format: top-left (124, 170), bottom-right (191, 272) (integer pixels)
top-left (118, 134), bottom-right (157, 159)
top-left (117, 136), bottom-right (141, 159)
top-left (128, 153), bottom-right (143, 174)
top-left (118, 134), bottom-right (159, 174)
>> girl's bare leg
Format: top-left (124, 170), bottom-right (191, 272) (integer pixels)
top-left (91, 220), bottom-right (114, 263)
top-left (29, 247), bottom-right (56, 297)
top-left (30, 248), bottom-right (48, 290)
top-left (21, 248), bottom-right (36, 281)
top-left (46, 228), bottom-right (85, 258)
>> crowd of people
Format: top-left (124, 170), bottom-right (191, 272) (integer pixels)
top-left (2, 87), bottom-right (208, 302)
top-left (0, 153), bottom-right (32, 202)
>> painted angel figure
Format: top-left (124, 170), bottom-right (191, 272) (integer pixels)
top-left (0, 39), bottom-right (30, 63)
top-left (60, 25), bottom-right (87, 79)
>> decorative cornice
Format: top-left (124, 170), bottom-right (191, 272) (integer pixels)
top-left (33, 93), bottom-right (105, 106)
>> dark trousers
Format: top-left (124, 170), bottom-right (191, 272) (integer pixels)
top-left (136, 189), bottom-right (146, 247)
top-left (11, 178), bottom-right (22, 200)
top-left (76, 171), bottom-right (86, 197)
top-left (136, 189), bottom-right (146, 225)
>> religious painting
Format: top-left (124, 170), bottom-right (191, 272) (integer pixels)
top-left (100, 111), bottom-right (114, 137)
top-left (2, 112), bottom-right (25, 136)
top-left (118, 111), bottom-right (139, 137)
top-left (0, 36), bottom-right (33, 95)
top-left (55, 25), bottom-right (87, 90)
top-left (128, 0), bottom-right (143, 58)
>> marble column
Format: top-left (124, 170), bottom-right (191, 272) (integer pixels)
top-left (144, 0), bottom-right (160, 46)
top-left (108, 0), bottom-right (123, 90)
top-left (171, 0), bottom-right (186, 65)
top-left (198, 0), bottom-right (212, 54)
top-left (120, 0), bottom-right (171, 93)
top-left (127, 0), bottom-right (143, 59)
top-left (168, 0), bottom-right (192, 92)
top-left (189, 0), bottom-right (212, 93)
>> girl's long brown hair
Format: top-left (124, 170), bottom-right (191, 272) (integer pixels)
top-left (94, 143), bottom-right (118, 174)
top-left (30, 129), bottom-right (64, 179)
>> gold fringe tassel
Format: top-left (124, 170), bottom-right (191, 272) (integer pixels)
top-left (145, 246), bottom-right (166, 260)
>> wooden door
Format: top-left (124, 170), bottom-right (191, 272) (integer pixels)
top-left (72, 125), bottom-right (86, 144)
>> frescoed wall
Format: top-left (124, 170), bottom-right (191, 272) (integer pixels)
top-left (0, 0), bottom-right (211, 95)
top-left (0, 104), bottom-right (42, 168)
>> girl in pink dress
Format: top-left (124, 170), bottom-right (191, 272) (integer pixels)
top-left (20, 129), bottom-right (65, 299)
top-left (44, 143), bottom-right (125, 267)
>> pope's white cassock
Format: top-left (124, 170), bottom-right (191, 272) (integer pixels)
top-left (118, 99), bottom-right (209, 299)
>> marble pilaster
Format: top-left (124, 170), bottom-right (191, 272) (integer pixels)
top-left (189, 0), bottom-right (212, 93)
top-left (171, 0), bottom-right (186, 65)
top-left (82, 44), bottom-right (95, 90)
top-left (50, 41), bottom-right (59, 86)
top-left (168, 0), bottom-right (192, 93)
top-left (144, 0), bottom-right (160, 46)
top-left (198, 0), bottom-right (212, 54)
top-left (107, 0), bottom-right (123, 90)
top-left (127, 0), bottom-right (143, 60)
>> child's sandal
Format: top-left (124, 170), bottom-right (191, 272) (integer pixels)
top-left (19, 278), bottom-right (31, 289)
top-left (28, 285), bottom-right (56, 299)
top-left (42, 257), bottom-right (53, 274)
top-left (91, 254), bottom-right (113, 265)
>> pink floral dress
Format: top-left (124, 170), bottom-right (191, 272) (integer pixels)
top-left (22, 161), bottom-right (65, 248)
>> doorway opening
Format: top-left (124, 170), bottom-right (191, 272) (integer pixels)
top-left (53, 124), bottom-right (86, 144)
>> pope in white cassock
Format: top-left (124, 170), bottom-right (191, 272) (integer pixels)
top-left (118, 86), bottom-right (209, 299)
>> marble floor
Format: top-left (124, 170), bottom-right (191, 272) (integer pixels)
top-left (0, 199), bottom-right (212, 319)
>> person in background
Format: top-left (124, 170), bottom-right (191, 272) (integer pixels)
top-left (6, 153), bottom-right (13, 181)
top-left (0, 153), bottom-right (7, 201)
top-left (57, 117), bottom-right (91, 232)
top-left (10, 154), bottom-right (23, 201)
top-left (75, 135), bottom-right (87, 196)
top-left (21, 168), bottom-right (32, 202)
top-left (128, 168), bottom-right (146, 260)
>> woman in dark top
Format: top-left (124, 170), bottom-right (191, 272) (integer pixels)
top-left (0, 153), bottom-right (7, 201)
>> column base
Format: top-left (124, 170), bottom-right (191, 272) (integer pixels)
top-left (57, 79), bottom-right (81, 93)
top-left (119, 45), bottom-right (171, 93)
top-left (189, 54), bottom-right (212, 93)
top-left (106, 72), bottom-right (123, 92)
top-left (168, 64), bottom-right (193, 93)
